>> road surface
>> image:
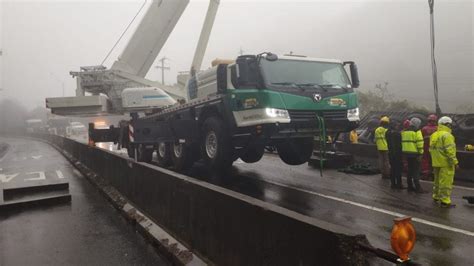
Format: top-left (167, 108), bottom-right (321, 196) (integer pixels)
top-left (96, 140), bottom-right (474, 265)
top-left (187, 155), bottom-right (474, 266)
top-left (0, 137), bottom-right (168, 265)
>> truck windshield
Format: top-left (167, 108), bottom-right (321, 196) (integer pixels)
top-left (260, 59), bottom-right (351, 90)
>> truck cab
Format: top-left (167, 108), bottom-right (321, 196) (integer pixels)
top-left (184, 53), bottom-right (360, 167)
top-left (224, 53), bottom-right (359, 133)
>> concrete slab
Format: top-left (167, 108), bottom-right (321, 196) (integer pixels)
top-left (0, 136), bottom-right (167, 265)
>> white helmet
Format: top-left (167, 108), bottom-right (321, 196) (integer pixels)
top-left (438, 116), bottom-right (453, 125)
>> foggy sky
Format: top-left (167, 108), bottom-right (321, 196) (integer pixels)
top-left (0, 0), bottom-right (472, 112)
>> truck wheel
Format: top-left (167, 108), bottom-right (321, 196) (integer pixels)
top-left (171, 143), bottom-right (194, 171)
top-left (156, 142), bottom-right (171, 167)
top-left (276, 137), bottom-right (313, 165)
top-left (137, 144), bottom-right (153, 163)
top-left (240, 145), bottom-right (265, 163)
top-left (201, 117), bottom-right (233, 172)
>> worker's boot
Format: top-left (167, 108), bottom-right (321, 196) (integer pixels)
top-left (440, 202), bottom-right (456, 208)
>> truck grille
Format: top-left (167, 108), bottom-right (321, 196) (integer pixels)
top-left (288, 110), bottom-right (316, 122)
top-left (289, 110), bottom-right (347, 121)
top-left (322, 110), bottom-right (347, 120)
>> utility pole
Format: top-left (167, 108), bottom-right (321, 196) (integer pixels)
top-left (155, 57), bottom-right (170, 85)
top-left (239, 47), bottom-right (244, 56)
top-left (428, 0), bottom-right (442, 116)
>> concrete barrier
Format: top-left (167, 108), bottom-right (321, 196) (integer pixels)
top-left (41, 134), bottom-right (376, 265)
top-left (335, 143), bottom-right (474, 182)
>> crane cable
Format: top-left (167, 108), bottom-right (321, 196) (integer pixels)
top-left (316, 115), bottom-right (326, 177)
top-left (100, 0), bottom-right (148, 66)
top-left (428, 0), bottom-right (442, 116)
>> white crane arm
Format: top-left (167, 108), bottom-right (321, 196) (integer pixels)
top-left (111, 0), bottom-right (189, 77)
top-left (190, 0), bottom-right (220, 73)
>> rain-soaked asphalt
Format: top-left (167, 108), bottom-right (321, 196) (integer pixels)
top-left (93, 140), bottom-right (474, 265)
top-left (185, 156), bottom-right (474, 266)
top-left (0, 137), bottom-right (168, 265)
top-left (3, 137), bottom-right (473, 265)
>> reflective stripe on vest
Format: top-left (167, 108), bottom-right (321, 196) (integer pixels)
top-left (401, 130), bottom-right (423, 154)
top-left (375, 126), bottom-right (388, 151)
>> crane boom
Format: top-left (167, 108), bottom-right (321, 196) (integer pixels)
top-left (190, 0), bottom-right (220, 73)
top-left (111, 0), bottom-right (189, 77)
top-left (46, 0), bottom-right (223, 116)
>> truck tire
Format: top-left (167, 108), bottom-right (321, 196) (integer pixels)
top-left (171, 143), bottom-right (194, 171)
top-left (137, 144), bottom-right (153, 163)
top-left (156, 142), bottom-right (171, 167)
top-left (201, 117), bottom-right (233, 172)
top-left (276, 137), bottom-right (313, 165)
top-left (240, 145), bottom-right (265, 163)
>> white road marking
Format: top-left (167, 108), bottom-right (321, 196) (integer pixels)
top-left (56, 170), bottom-right (65, 179)
top-left (419, 179), bottom-right (474, 192)
top-left (264, 179), bottom-right (474, 237)
top-left (31, 155), bottom-right (43, 160)
top-left (24, 171), bottom-right (46, 181)
top-left (0, 173), bottom-right (19, 183)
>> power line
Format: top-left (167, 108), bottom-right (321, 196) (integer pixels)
top-left (100, 0), bottom-right (148, 66)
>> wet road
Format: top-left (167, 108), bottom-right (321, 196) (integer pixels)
top-left (0, 137), bottom-right (168, 265)
top-left (96, 140), bottom-right (474, 265)
top-left (185, 155), bottom-right (474, 266)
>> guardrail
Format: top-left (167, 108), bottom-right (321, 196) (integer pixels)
top-left (36, 134), bottom-right (378, 265)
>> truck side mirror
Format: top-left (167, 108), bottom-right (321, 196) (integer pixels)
top-left (237, 61), bottom-right (250, 84)
top-left (216, 64), bottom-right (228, 93)
top-left (344, 61), bottom-right (360, 88)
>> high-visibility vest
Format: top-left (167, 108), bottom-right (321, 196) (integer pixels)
top-left (375, 126), bottom-right (388, 151)
top-left (350, 130), bottom-right (358, 144)
top-left (430, 125), bottom-right (458, 167)
top-left (401, 130), bottom-right (424, 154)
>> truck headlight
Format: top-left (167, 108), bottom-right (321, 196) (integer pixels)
top-left (265, 108), bottom-right (290, 119)
top-left (347, 108), bottom-right (360, 121)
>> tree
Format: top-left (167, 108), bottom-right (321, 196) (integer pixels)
top-left (357, 82), bottom-right (429, 117)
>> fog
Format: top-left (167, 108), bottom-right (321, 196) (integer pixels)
top-left (0, 0), bottom-right (472, 114)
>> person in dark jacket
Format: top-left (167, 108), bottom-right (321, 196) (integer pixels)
top-left (402, 117), bottom-right (425, 193)
top-left (386, 120), bottom-right (404, 189)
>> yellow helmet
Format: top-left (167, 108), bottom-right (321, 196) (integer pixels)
top-left (380, 116), bottom-right (390, 123)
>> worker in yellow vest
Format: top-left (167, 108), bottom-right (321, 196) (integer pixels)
top-left (350, 130), bottom-right (358, 144)
top-left (430, 116), bottom-right (458, 208)
top-left (375, 116), bottom-right (390, 179)
top-left (401, 117), bottom-right (425, 193)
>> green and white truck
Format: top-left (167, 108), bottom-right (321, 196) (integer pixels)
top-left (89, 52), bottom-right (360, 172)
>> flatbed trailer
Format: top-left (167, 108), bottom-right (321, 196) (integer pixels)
top-left (89, 53), bottom-right (361, 173)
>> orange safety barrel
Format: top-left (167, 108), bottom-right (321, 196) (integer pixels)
top-left (391, 216), bottom-right (416, 262)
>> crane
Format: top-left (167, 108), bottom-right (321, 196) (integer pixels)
top-left (46, 0), bottom-right (220, 116)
